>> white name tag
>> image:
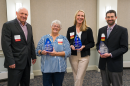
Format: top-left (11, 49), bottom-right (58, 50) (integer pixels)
top-left (70, 32), bottom-right (74, 39)
top-left (58, 39), bottom-right (63, 45)
top-left (70, 32), bottom-right (74, 36)
top-left (14, 35), bottom-right (21, 42)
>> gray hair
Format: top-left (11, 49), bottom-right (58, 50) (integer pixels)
top-left (17, 7), bottom-right (28, 13)
top-left (51, 20), bottom-right (62, 29)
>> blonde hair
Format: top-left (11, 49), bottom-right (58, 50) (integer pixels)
top-left (74, 10), bottom-right (88, 31)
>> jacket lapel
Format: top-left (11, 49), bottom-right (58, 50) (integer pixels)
top-left (26, 24), bottom-right (31, 44)
top-left (14, 19), bottom-right (27, 43)
top-left (74, 26), bottom-right (76, 37)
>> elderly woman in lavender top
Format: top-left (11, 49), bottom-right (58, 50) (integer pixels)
top-left (36, 20), bottom-right (71, 86)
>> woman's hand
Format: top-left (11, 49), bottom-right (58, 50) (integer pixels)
top-left (41, 50), bottom-right (47, 55)
top-left (38, 50), bottom-right (47, 55)
top-left (41, 50), bottom-right (48, 55)
top-left (76, 45), bottom-right (85, 51)
top-left (70, 45), bottom-right (76, 50)
top-left (48, 48), bottom-right (57, 56)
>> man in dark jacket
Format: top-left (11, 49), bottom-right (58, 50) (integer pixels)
top-left (1, 7), bottom-right (36, 86)
top-left (96, 10), bottom-right (128, 86)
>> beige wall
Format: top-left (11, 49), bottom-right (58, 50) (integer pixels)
top-left (31, 0), bottom-right (97, 46)
top-left (0, 0), bottom-right (7, 50)
top-left (117, 0), bottom-right (130, 44)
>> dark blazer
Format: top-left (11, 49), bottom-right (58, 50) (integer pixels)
top-left (1, 18), bottom-right (36, 69)
top-left (96, 24), bottom-right (128, 72)
top-left (66, 25), bottom-right (95, 57)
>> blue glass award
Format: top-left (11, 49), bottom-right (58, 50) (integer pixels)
top-left (44, 38), bottom-right (53, 52)
top-left (73, 35), bottom-right (82, 49)
top-left (99, 33), bottom-right (108, 55)
top-left (99, 41), bottom-right (108, 55)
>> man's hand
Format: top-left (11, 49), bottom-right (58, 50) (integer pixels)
top-left (98, 50), bottom-right (101, 54)
top-left (48, 48), bottom-right (57, 56)
top-left (98, 50), bottom-right (111, 58)
top-left (9, 64), bottom-right (15, 69)
top-left (32, 59), bottom-right (36, 64)
top-left (100, 53), bottom-right (111, 58)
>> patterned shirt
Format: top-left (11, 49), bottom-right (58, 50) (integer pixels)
top-left (17, 18), bottom-right (28, 40)
top-left (36, 34), bottom-right (71, 73)
top-left (107, 23), bottom-right (116, 33)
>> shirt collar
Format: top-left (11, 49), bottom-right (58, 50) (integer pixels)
top-left (107, 23), bottom-right (116, 30)
top-left (17, 18), bottom-right (27, 26)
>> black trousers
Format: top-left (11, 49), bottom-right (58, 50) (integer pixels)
top-left (8, 62), bottom-right (30, 86)
top-left (42, 72), bottom-right (65, 86)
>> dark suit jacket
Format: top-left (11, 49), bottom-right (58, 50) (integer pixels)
top-left (66, 25), bottom-right (95, 57)
top-left (96, 24), bottom-right (128, 72)
top-left (1, 18), bottom-right (36, 69)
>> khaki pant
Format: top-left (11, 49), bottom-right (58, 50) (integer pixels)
top-left (69, 52), bottom-right (90, 86)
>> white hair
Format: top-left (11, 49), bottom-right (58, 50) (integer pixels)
top-left (51, 20), bottom-right (62, 29)
top-left (17, 7), bottom-right (28, 13)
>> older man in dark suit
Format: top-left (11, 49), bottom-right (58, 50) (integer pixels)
top-left (96, 10), bottom-right (128, 86)
top-left (1, 7), bottom-right (36, 86)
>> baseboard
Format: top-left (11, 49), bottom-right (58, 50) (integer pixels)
top-left (0, 71), bottom-right (34, 80)
top-left (33, 65), bottom-right (100, 76)
top-left (123, 61), bottom-right (130, 67)
top-left (30, 73), bottom-right (34, 79)
top-left (0, 71), bottom-right (8, 80)
top-left (87, 65), bottom-right (99, 71)
top-left (33, 70), bottom-right (42, 76)
top-left (67, 65), bottom-right (99, 73)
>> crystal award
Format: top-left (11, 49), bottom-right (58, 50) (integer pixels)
top-left (44, 38), bottom-right (53, 52)
top-left (99, 41), bottom-right (108, 55)
top-left (73, 35), bottom-right (82, 49)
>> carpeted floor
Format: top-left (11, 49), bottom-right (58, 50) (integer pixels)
top-left (0, 68), bottom-right (130, 86)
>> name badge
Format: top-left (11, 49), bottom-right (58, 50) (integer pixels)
top-left (70, 32), bottom-right (74, 39)
top-left (14, 35), bottom-right (21, 42)
top-left (58, 39), bottom-right (63, 45)
top-left (101, 33), bottom-right (105, 41)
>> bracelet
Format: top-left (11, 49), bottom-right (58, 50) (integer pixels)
top-left (40, 51), bottom-right (42, 55)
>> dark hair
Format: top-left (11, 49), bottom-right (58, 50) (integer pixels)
top-left (106, 10), bottom-right (117, 17)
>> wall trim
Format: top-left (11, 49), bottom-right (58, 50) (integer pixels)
top-left (0, 71), bottom-right (7, 80)
top-left (30, 73), bottom-right (34, 79)
top-left (33, 65), bottom-right (100, 76)
top-left (66, 65), bottom-right (99, 73)
top-left (33, 70), bottom-right (42, 76)
top-left (0, 72), bottom-right (34, 80)
top-left (123, 61), bottom-right (130, 67)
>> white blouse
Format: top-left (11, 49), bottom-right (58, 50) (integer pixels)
top-left (76, 30), bottom-right (82, 39)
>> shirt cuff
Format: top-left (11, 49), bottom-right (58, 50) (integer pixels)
top-left (110, 53), bottom-right (112, 58)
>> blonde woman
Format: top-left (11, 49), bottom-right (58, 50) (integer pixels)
top-left (66, 10), bottom-right (95, 86)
